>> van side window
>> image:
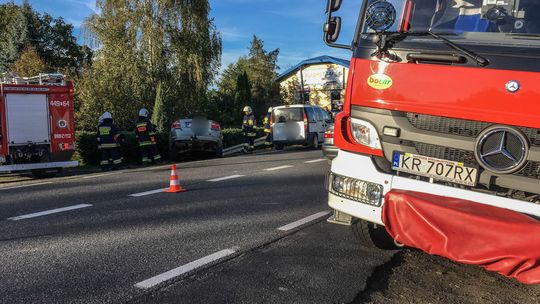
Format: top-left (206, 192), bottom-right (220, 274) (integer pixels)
top-left (314, 108), bottom-right (324, 121)
top-left (305, 107), bottom-right (316, 122)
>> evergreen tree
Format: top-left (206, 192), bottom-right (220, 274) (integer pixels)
top-left (12, 44), bottom-right (47, 76)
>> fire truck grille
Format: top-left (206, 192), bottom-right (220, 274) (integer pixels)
top-left (412, 142), bottom-right (540, 180)
top-left (406, 113), bottom-right (540, 147)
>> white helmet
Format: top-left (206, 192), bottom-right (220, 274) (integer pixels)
top-left (267, 107), bottom-right (273, 113)
top-left (99, 112), bottom-right (112, 123)
top-left (243, 106), bottom-right (252, 114)
top-left (139, 108), bottom-right (149, 118)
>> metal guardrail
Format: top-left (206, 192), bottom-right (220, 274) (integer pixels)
top-left (223, 137), bottom-right (267, 156)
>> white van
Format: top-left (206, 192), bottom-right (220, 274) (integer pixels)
top-left (272, 105), bottom-right (332, 150)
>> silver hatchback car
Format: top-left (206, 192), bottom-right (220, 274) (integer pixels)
top-left (169, 117), bottom-right (223, 161)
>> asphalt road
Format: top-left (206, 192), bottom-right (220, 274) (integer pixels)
top-left (0, 149), bottom-right (394, 304)
top-left (3, 148), bottom-right (538, 304)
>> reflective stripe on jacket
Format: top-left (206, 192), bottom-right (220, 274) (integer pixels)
top-left (97, 120), bottom-right (120, 150)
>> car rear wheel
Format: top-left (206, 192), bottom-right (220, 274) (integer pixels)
top-left (310, 134), bottom-right (319, 149)
top-left (169, 146), bottom-right (179, 162)
top-left (215, 145), bottom-right (224, 158)
top-left (351, 219), bottom-right (402, 250)
top-left (275, 144), bottom-right (284, 150)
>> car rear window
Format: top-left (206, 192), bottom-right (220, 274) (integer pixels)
top-left (274, 108), bottom-right (304, 122)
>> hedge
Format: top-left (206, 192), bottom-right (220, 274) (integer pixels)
top-left (74, 127), bottom-right (265, 166)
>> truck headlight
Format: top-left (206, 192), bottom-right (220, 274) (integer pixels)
top-left (329, 173), bottom-right (383, 206)
top-left (350, 118), bottom-right (382, 150)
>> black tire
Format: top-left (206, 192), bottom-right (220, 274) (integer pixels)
top-left (215, 145), bottom-right (224, 158)
top-left (275, 144), bottom-right (284, 151)
top-left (169, 146), bottom-right (179, 162)
top-left (31, 168), bottom-right (60, 179)
top-left (310, 134), bottom-right (320, 150)
top-left (351, 219), bottom-right (401, 250)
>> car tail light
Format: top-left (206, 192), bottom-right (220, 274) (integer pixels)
top-left (211, 122), bottom-right (221, 131)
top-left (171, 121), bottom-right (181, 129)
top-left (324, 130), bottom-right (334, 139)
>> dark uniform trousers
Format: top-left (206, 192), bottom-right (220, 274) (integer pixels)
top-left (243, 114), bottom-right (256, 152)
top-left (136, 120), bottom-right (162, 164)
top-left (97, 124), bottom-right (123, 169)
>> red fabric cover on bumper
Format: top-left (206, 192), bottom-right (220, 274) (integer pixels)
top-left (382, 190), bottom-right (540, 284)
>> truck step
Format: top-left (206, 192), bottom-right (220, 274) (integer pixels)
top-left (327, 209), bottom-right (353, 226)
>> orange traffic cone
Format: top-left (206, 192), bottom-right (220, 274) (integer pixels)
top-left (165, 164), bottom-right (187, 193)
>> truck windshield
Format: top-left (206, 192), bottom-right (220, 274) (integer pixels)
top-left (360, 0), bottom-right (540, 46)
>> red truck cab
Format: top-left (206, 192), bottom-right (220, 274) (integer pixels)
top-left (323, 0), bottom-right (540, 256)
top-left (0, 74), bottom-right (78, 177)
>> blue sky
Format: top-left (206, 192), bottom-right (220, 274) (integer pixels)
top-left (4, 0), bottom-right (362, 74)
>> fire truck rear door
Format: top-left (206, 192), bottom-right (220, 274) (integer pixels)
top-left (5, 94), bottom-right (50, 145)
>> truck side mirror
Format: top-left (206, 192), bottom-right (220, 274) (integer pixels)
top-left (327, 0), bottom-right (342, 12)
top-left (324, 17), bottom-right (342, 43)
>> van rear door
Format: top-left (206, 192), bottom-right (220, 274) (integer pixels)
top-left (272, 107), bottom-right (306, 142)
top-left (5, 94), bottom-right (50, 145)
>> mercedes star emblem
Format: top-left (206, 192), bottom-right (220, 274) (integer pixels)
top-left (506, 80), bottom-right (520, 93)
top-left (475, 126), bottom-right (529, 175)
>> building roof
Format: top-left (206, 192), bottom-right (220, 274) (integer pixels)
top-left (277, 55), bottom-right (350, 82)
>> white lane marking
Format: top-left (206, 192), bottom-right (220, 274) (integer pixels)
top-left (264, 165), bottom-right (294, 171)
top-left (82, 173), bottom-right (117, 179)
top-left (304, 159), bottom-right (326, 164)
top-left (129, 188), bottom-right (169, 197)
top-left (0, 182), bottom-right (53, 191)
top-left (207, 175), bottom-right (245, 182)
top-left (8, 204), bottom-right (93, 221)
top-left (277, 211), bottom-right (332, 231)
top-left (135, 248), bottom-right (237, 289)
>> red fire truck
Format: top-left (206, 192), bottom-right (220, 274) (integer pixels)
top-left (323, 0), bottom-right (540, 282)
top-left (0, 74), bottom-right (78, 178)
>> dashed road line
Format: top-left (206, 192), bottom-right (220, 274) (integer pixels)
top-left (129, 188), bottom-right (169, 197)
top-left (207, 175), bottom-right (245, 182)
top-left (0, 182), bottom-right (53, 191)
top-left (304, 159), bottom-right (326, 164)
top-left (277, 211), bottom-right (331, 231)
top-left (8, 204), bottom-right (93, 221)
top-left (264, 165), bottom-right (294, 171)
top-left (134, 248), bottom-right (237, 289)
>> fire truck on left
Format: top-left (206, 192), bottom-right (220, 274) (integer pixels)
top-left (0, 73), bottom-right (78, 178)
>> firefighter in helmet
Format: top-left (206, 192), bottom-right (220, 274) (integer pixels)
top-left (263, 107), bottom-right (273, 146)
top-left (97, 112), bottom-right (123, 171)
top-left (242, 106), bottom-right (256, 153)
top-left (135, 108), bottom-right (161, 165)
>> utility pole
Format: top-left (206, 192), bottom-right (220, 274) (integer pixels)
top-left (299, 65), bottom-right (305, 104)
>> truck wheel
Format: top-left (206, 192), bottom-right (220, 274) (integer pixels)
top-left (275, 144), bottom-right (284, 151)
top-left (31, 168), bottom-right (60, 179)
top-left (352, 219), bottom-right (401, 250)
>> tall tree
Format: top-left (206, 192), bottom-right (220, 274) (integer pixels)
top-left (77, 0), bottom-right (222, 130)
top-left (12, 44), bottom-right (47, 76)
top-left (0, 2), bottom-right (27, 72)
top-left (216, 36), bottom-right (281, 126)
top-left (0, 0), bottom-right (92, 74)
